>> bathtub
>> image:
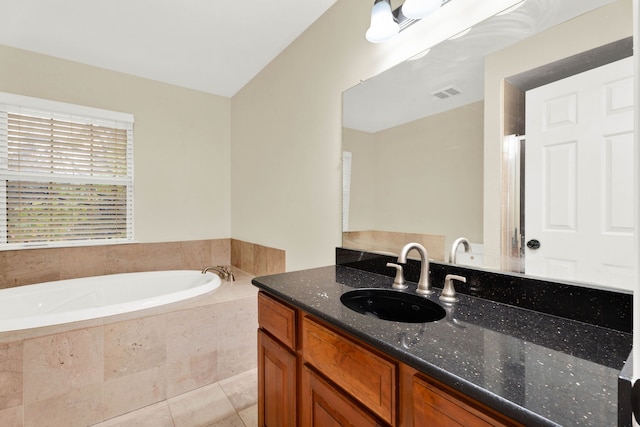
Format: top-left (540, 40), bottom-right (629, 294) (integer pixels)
top-left (0, 270), bottom-right (222, 332)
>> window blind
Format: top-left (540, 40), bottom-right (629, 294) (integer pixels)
top-left (0, 93), bottom-right (134, 249)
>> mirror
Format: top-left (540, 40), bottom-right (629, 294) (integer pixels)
top-left (342, 0), bottom-right (634, 291)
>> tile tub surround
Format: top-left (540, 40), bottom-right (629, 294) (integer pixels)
top-left (252, 263), bottom-right (633, 426)
top-left (0, 270), bottom-right (258, 427)
top-left (0, 239), bottom-right (231, 290)
top-left (0, 238), bottom-right (286, 290)
top-left (231, 239), bottom-right (286, 277)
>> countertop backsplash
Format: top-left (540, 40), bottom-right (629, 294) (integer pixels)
top-left (336, 247), bottom-right (632, 333)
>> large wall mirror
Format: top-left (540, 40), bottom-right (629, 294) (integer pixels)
top-left (342, 0), bottom-right (634, 291)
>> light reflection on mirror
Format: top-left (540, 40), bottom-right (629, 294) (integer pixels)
top-left (342, 0), bottom-right (634, 291)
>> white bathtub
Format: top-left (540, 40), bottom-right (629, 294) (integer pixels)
top-left (0, 270), bottom-right (222, 332)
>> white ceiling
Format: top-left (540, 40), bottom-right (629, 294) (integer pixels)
top-left (0, 0), bottom-right (337, 97)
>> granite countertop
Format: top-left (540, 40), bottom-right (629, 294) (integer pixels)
top-left (252, 265), bottom-right (632, 427)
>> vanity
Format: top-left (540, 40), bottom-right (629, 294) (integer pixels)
top-left (252, 248), bottom-right (633, 426)
top-left (252, 0), bottom-right (637, 425)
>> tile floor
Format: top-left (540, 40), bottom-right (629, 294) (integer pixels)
top-left (91, 369), bottom-right (258, 427)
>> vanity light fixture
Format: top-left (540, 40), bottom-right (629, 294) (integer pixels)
top-left (366, 0), bottom-right (450, 43)
top-left (401, 0), bottom-right (442, 20)
top-left (365, 0), bottom-right (400, 43)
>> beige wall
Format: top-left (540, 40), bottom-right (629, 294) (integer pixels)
top-left (231, 0), bottom-right (516, 271)
top-left (344, 102), bottom-right (484, 251)
top-left (483, 0), bottom-right (633, 268)
top-left (0, 45), bottom-right (231, 243)
top-left (0, 0), bottom-right (520, 272)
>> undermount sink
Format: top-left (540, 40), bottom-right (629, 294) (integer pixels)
top-left (340, 289), bottom-right (446, 323)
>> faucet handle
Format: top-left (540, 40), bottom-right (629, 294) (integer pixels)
top-left (386, 263), bottom-right (407, 290)
top-left (439, 274), bottom-right (466, 303)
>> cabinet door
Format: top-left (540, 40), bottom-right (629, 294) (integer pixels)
top-left (258, 329), bottom-right (297, 427)
top-left (412, 375), bottom-right (519, 427)
top-left (301, 364), bottom-right (385, 427)
top-left (302, 316), bottom-right (396, 425)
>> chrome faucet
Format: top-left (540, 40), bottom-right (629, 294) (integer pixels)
top-left (397, 242), bottom-right (433, 295)
top-left (439, 274), bottom-right (466, 303)
top-left (202, 265), bottom-right (235, 281)
top-left (449, 237), bottom-right (471, 264)
top-left (386, 262), bottom-right (407, 289)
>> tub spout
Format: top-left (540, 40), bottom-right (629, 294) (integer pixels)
top-left (202, 266), bottom-right (235, 281)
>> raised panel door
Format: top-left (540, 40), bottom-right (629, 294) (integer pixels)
top-left (258, 329), bottom-right (297, 427)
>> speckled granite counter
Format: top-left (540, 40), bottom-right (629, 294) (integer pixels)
top-left (252, 261), bottom-right (632, 427)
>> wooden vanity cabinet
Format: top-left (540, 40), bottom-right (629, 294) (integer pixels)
top-left (257, 292), bottom-right (298, 427)
top-left (257, 291), bottom-right (521, 427)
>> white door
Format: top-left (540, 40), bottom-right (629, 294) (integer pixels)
top-left (525, 57), bottom-right (635, 290)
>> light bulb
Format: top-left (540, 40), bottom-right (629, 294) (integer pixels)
top-left (401, 0), bottom-right (441, 20)
top-left (365, 0), bottom-right (399, 43)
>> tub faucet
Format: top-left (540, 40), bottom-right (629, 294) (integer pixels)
top-left (397, 242), bottom-right (433, 295)
top-left (449, 237), bottom-right (471, 264)
top-left (202, 265), bottom-right (235, 281)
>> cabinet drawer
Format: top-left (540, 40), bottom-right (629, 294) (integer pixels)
top-left (302, 316), bottom-right (396, 425)
top-left (412, 374), bottom-right (521, 427)
top-left (258, 291), bottom-right (296, 349)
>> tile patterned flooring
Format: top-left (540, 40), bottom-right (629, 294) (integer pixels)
top-left (91, 369), bottom-right (258, 427)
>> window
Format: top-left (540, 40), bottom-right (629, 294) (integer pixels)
top-left (0, 93), bottom-right (134, 249)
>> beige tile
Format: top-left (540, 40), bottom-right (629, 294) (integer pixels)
top-left (169, 383), bottom-right (236, 427)
top-left (205, 413), bottom-right (246, 427)
top-left (254, 245), bottom-right (285, 276)
top-left (104, 315), bottom-right (167, 380)
top-left (178, 240), bottom-right (215, 270)
top-left (216, 299), bottom-right (258, 380)
top-left (209, 238), bottom-right (231, 267)
top-left (167, 351), bottom-right (218, 398)
top-left (104, 244), bottom-right (148, 274)
top-left (230, 240), bottom-right (242, 272)
top-left (199, 278), bottom-right (257, 305)
top-left (0, 341), bottom-right (23, 410)
top-left (142, 242), bottom-right (186, 271)
top-left (0, 252), bottom-right (8, 290)
top-left (231, 240), bottom-right (254, 275)
top-left (90, 401), bottom-right (173, 427)
top-left (24, 383), bottom-right (102, 427)
top-left (166, 306), bottom-right (218, 362)
top-left (0, 406), bottom-right (23, 427)
top-left (238, 404), bottom-right (258, 427)
top-left (0, 318), bottom-right (104, 346)
top-left (59, 246), bottom-right (107, 280)
top-left (23, 327), bottom-right (104, 405)
top-left (219, 368), bottom-right (257, 412)
top-left (1, 248), bottom-right (61, 288)
top-left (230, 240), bottom-right (285, 276)
top-left (103, 366), bottom-right (167, 420)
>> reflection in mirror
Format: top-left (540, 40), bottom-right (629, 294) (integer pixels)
top-left (342, 0), bottom-right (634, 290)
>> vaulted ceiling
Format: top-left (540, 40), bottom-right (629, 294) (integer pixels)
top-left (0, 0), bottom-right (337, 97)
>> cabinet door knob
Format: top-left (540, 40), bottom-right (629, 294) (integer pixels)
top-left (526, 239), bottom-right (541, 250)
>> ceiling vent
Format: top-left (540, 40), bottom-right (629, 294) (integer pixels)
top-left (431, 86), bottom-right (462, 99)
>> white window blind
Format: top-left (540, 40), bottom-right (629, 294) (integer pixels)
top-left (0, 93), bottom-right (134, 249)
